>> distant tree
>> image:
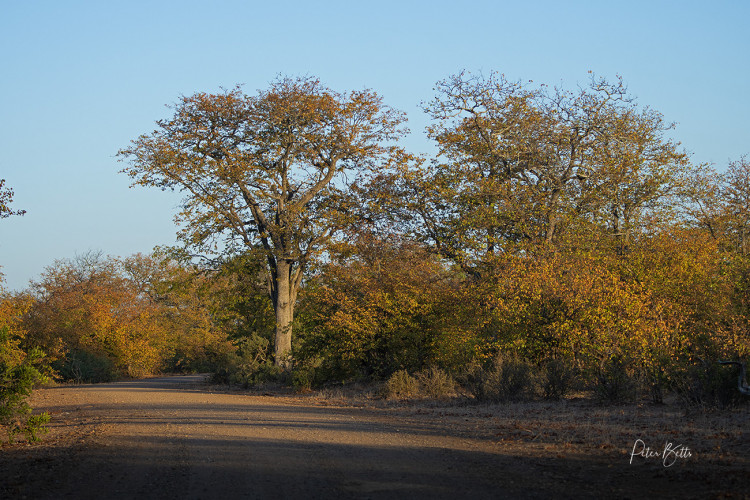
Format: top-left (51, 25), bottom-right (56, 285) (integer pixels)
top-left (118, 77), bottom-right (406, 366)
top-left (0, 179), bottom-right (25, 219)
top-left (723, 156), bottom-right (750, 256)
top-left (685, 156), bottom-right (750, 255)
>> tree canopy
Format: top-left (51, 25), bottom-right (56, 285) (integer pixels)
top-left (118, 76), bottom-right (408, 365)
top-left (366, 72), bottom-right (688, 272)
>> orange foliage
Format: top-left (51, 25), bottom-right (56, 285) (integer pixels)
top-left (299, 238), bottom-right (470, 377)
top-left (22, 252), bottom-right (233, 379)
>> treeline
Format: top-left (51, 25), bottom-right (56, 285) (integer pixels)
top-left (2, 73), bottom-right (750, 440)
top-left (2, 252), bottom-right (263, 382)
top-left (4, 198), bottom-right (748, 407)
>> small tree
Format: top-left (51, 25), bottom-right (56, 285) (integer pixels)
top-left (119, 77), bottom-right (406, 366)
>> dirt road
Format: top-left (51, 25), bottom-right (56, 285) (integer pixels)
top-left (1, 375), bottom-right (748, 499)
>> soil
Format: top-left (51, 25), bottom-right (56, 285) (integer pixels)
top-left (1, 375), bottom-right (748, 499)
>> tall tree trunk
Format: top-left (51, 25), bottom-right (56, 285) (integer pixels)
top-left (272, 259), bottom-right (294, 368)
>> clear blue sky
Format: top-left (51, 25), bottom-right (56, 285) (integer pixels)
top-left (1, 0), bottom-right (748, 291)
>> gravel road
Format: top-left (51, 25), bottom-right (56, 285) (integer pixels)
top-left (2, 375), bottom-right (748, 499)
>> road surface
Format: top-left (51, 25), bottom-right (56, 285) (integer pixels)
top-left (1, 375), bottom-right (748, 499)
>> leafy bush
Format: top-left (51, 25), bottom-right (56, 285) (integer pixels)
top-left (540, 358), bottom-right (577, 400)
top-left (292, 357), bottom-right (323, 392)
top-left (296, 238), bottom-right (465, 381)
top-left (211, 334), bottom-right (282, 387)
top-left (53, 349), bottom-right (118, 383)
top-left (593, 356), bottom-right (638, 403)
top-left (1, 326), bottom-right (50, 443)
top-left (673, 360), bottom-right (748, 409)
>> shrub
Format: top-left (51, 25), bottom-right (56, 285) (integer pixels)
top-left (211, 333), bottom-right (282, 387)
top-left (1, 331), bottom-right (50, 443)
top-left (461, 354), bottom-right (538, 402)
top-left (384, 370), bottom-right (420, 399)
top-left (593, 355), bottom-right (638, 403)
top-left (292, 356), bottom-right (323, 392)
top-left (673, 359), bottom-right (748, 409)
top-left (53, 349), bottom-right (118, 383)
top-left (540, 358), bottom-right (577, 400)
top-left (416, 367), bottom-right (456, 399)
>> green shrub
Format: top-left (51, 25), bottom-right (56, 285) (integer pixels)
top-left (53, 349), bottom-right (118, 384)
top-left (211, 333), bottom-right (283, 387)
top-left (292, 357), bottom-right (323, 392)
top-left (1, 328), bottom-right (50, 444)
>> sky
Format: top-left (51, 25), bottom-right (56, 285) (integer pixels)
top-left (1, 0), bottom-right (748, 291)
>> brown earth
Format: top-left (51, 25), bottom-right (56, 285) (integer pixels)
top-left (1, 375), bottom-right (749, 499)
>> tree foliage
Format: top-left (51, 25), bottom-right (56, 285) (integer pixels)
top-left (367, 72), bottom-right (688, 273)
top-left (0, 179), bottom-right (25, 219)
top-left (298, 236), bottom-right (469, 379)
top-left (2, 72), bottom-right (745, 409)
top-left (119, 76), bottom-right (407, 366)
top-left (0, 279), bottom-right (49, 443)
top-left (22, 252), bottom-right (234, 381)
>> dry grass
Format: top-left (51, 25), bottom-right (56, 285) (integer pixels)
top-left (308, 386), bottom-right (750, 474)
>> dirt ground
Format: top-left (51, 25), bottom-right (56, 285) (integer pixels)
top-left (1, 375), bottom-right (748, 499)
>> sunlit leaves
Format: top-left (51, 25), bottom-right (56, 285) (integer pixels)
top-left (21, 252), bottom-right (234, 378)
top-left (298, 236), bottom-right (470, 377)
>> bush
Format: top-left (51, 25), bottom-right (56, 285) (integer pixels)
top-left (461, 354), bottom-right (538, 402)
top-left (292, 357), bottom-right (323, 392)
top-left (1, 334), bottom-right (50, 443)
top-left (384, 370), bottom-right (420, 399)
top-left (211, 334), bottom-right (282, 387)
top-left (673, 360), bottom-right (748, 409)
top-left (593, 356), bottom-right (638, 403)
top-left (540, 358), bottom-right (577, 400)
top-left (53, 349), bottom-right (118, 384)
top-left (416, 367), bottom-right (456, 399)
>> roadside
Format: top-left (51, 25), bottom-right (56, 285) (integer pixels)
top-left (1, 375), bottom-right (748, 499)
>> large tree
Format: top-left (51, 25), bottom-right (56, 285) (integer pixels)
top-left (118, 77), bottom-right (406, 366)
